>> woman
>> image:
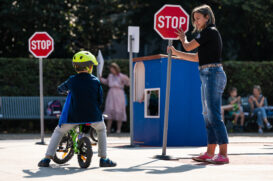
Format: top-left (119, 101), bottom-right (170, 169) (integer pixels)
top-left (249, 85), bottom-right (272, 134)
top-left (167, 4), bottom-right (229, 164)
top-left (100, 63), bottom-right (129, 133)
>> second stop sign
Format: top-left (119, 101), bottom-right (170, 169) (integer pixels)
top-left (28, 32), bottom-right (54, 58)
top-left (154, 4), bottom-right (189, 40)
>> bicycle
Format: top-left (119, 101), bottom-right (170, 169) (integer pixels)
top-left (53, 124), bottom-right (93, 168)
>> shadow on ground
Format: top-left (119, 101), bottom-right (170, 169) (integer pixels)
top-left (262, 145), bottom-right (273, 149)
top-left (189, 152), bottom-right (273, 156)
top-left (104, 160), bottom-right (206, 174)
top-left (23, 164), bottom-right (99, 178)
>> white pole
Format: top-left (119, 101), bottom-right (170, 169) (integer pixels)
top-left (162, 40), bottom-right (173, 156)
top-left (129, 35), bottom-right (134, 146)
top-left (38, 58), bottom-right (45, 144)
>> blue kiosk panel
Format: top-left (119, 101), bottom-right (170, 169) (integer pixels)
top-left (133, 55), bottom-right (207, 147)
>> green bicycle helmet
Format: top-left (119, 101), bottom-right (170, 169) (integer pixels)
top-left (72, 51), bottom-right (98, 73)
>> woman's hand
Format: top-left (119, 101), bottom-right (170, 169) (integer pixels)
top-left (167, 46), bottom-right (177, 55)
top-left (175, 28), bottom-right (186, 43)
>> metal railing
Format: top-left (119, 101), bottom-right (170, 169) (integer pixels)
top-left (0, 96), bottom-right (66, 119)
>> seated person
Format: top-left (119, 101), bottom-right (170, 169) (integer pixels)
top-left (228, 87), bottom-right (245, 131)
top-left (249, 85), bottom-right (272, 134)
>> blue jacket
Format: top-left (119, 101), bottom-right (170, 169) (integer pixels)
top-left (58, 73), bottom-right (103, 126)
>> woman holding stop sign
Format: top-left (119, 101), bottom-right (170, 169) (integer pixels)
top-left (168, 4), bottom-right (229, 164)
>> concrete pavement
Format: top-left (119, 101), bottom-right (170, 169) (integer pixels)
top-left (0, 134), bottom-right (272, 181)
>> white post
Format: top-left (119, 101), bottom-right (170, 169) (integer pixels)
top-left (37, 58), bottom-right (45, 145)
top-left (129, 35), bottom-right (134, 146)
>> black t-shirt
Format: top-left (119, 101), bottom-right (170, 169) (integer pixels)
top-left (194, 24), bottom-right (222, 66)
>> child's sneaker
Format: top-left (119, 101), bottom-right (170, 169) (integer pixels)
top-left (38, 158), bottom-right (51, 167)
top-left (207, 154), bottom-right (229, 164)
top-left (100, 158), bottom-right (117, 167)
top-left (258, 128), bottom-right (263, 134)
top-left (266, 123), bottom-right (272, 129)
top-left (192, 152), bottom-right (213, 162)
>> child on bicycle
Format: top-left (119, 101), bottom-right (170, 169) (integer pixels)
top-left (38, 51), bottom-right (116, 167)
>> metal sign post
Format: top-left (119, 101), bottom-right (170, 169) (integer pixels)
top-left (129, 35), bottom-right (134, 146)
top-left (128, 26), bottom-right (139, 146)
top-left (162, 39), bottom-right (173, 156)
top-left (155, 40), bottom-right (173, 160)
top-left (36, 58), bottom-right (45, 145)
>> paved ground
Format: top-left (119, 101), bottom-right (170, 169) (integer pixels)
top-left (0, 133), bottom-right (273, 181)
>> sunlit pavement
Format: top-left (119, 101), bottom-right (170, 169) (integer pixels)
top-left (0, 133), bottom-right (272, 181)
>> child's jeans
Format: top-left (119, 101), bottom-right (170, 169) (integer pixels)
top-left (46, 121), bottom-right (107, 158)
top-left (253, 107), bottom-right (267, 127)
top-left (200, 66), bottom-right (229, 145)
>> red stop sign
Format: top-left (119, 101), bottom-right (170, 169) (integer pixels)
top-left (28, 32), bottom-right (54, 58)
top-left (154, 4), bottom-right (189, 40)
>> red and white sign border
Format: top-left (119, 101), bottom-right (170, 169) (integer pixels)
top-left (28, 31), bottom-right (54, 58)
top-left (154, 4), bottom-right (190, 40)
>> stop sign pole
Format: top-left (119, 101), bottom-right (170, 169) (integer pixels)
top-left (38, 57), bottom-right (45, 145)
top-left (29, 32), bottom-right (54, 145)
top-left (153, 5), bottom-right (189, 160)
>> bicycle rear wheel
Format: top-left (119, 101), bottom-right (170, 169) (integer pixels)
top-left (53, 133), bottom-right (74, 164)
top-left (77, 137), bottom-right (93, 168)
top-left (90, 127), bottom-right (98, 142)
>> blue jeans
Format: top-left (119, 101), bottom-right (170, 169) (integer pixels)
top-left (200, 66), bottom-right (229, 145)
top-left (253, 107), bottom-right (267, 127)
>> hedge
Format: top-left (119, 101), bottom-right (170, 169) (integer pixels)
top-left (223, 61), bottom-right (273, 103)
top-left (0, 58), bottom-right (272, 131)
top-left (0, 58), bottom-right (129, 96)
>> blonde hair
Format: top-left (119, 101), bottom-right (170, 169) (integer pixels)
top-left (191, 4), bottom-right (215, 33)
top-left (110, 63), bottom-right (120, 74)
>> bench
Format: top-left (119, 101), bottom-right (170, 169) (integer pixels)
top-left (0, 96), bottom-right (66, 120)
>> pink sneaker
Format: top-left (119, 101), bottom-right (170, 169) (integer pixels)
top-left (192, 152), bottom-right (213, 162)
top-left (207, 154), bottom-right (229, 164)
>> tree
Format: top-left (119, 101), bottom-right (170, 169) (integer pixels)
top-left (0, 0), bottom-right (272, 60)
top-left (0, 0), bottom-right (73, 57)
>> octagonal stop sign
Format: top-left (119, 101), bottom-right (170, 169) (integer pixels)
top-left (154, 4), bottom-right (189, 40)
top-left (28, 32), bottom-right (54, 58)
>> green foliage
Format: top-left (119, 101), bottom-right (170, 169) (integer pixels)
top-left (0, 58), bottom-right (74, 96)
top-left (0, 0), bottom-right (73, 58)
top-left (1, 57), bottom-right (272, 101)
top-left (1, 0), bottom-right (272, 60)
top-left (0, 0), bottom-right (132, 58)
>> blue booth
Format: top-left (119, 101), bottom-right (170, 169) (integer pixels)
top-left (132, 54), bottom-right (207, 147)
